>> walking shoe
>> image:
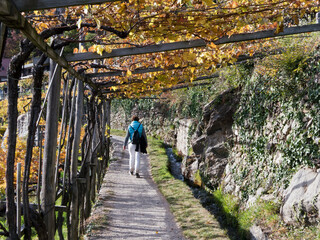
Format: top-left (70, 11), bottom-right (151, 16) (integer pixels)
top-left (129, 171), bottom-right (134, 175)
top-left (135, 173), bottom-right (140, 178)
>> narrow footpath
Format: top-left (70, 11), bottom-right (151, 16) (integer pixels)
top-left (86, 135), bottom-right (186, 240)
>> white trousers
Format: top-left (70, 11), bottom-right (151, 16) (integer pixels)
top-left (128, 143), bottom-right (141, 173)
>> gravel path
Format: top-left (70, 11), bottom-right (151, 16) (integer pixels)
top-left (86, 136), bottom-right (186, 240)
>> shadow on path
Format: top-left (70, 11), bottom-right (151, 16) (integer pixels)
top-left (86, 136), bottom-right (186, 240)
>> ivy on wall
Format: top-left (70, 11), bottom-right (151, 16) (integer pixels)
top-left (229, 51), bottom-right (320, 201)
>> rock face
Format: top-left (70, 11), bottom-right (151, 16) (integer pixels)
top-left (281, 168), bottom-right (320, 225)
top-left (176, 119), bottom-right (193, 156)
top-left (250, 225), bottom-right (268, 240)
top-left (1, 112), bottom-right (30, 150)
top-left (181, 155), bottom-right (199, 183)
top-left (16, 112), bottom-right (30, 138)
top-left (181, 88), bottom-right (241, 188)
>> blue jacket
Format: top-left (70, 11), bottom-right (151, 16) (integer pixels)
top-left (124, 121), bottom-right (147, 147)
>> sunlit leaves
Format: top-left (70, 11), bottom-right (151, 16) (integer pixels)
top-left (25, 0), bottom-right (320, 98)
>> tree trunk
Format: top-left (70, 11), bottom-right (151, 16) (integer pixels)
top-left (6, 39), bottom-right (35, 239)
top-left (6, 61), bottom-right (20, 240)
top-left (23, 54), bottom-right (46, 240)
top-left (70, 80), bottom-right (83, 240)
top-left (29, 207), bottom-right (48, 240)
top-left (0, 202), bottom-right (48, 239)
top-left (41, 59), bottom-right (62, 240)
top-left (84, 96), bottom-right (95, 219)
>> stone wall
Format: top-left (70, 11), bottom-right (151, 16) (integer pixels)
top-left (181, 70), bottom-right (320, 226)
top-left (1, 112), bottom-right (30, 150)
top-left (110, 106), bottom-right (127, 130)
top-left (176, 119), bottom-right (193, 156)
top-left (181, 88), bottom-right (241, 189)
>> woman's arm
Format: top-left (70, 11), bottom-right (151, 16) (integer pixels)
top-left (123, 128), bottom-right (130, 149)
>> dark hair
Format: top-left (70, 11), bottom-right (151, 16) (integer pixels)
top-left (131, 115), bottom-right (139, 121)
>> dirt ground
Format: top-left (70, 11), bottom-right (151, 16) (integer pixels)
top-left (85, 136), bottom-right (186, 240)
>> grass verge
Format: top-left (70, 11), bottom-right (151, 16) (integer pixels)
top-left (148, 137), bottom-right (229, 240)
top-left (110, 129), bottom-right (126, 137)
top-left (149, 137), bottom-right (320, 240)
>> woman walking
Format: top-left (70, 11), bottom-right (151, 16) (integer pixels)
top-left (123, 115), bottom-right (148, 178)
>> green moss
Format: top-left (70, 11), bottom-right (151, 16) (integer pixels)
top-left (194, 170), bottom-right (202, 187)
top-left (212, 189), bottom-right (281, 239)
top-left (231, 49), bottom-right (320, 200)
top-left (172, 148), bottom-right (183, 162)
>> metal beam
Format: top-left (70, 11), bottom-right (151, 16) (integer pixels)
top-left (66, 39), bottom-right (206, 62)
top-left (66, 24), bottom-right (320, 62)
top-left (13, 0), bottom-right (120, 12)
top-left (86, 66), bottom-right (183, 78)
top-left (214, 24), bottom-right (320, 44)
top-left (100, 73), bottom-right (219, 92)
top-left (0, 0), bottom-right (97, 91)
top-left (86, 49), bottom-right (282, 79)
top-left (161, 81), bottom-right (212, 92)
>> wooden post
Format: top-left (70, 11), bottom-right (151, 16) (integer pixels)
top-left (16, 162), bottom-right (21, 238)
top-left (55, 78), bottom-right (69, 189)
top-left (57, 79), bottom-right (77, 240)
top-left (100, 100), bottom-right (110, 179)
top-left (96, 104), bottom-right (104, 189)
top-left (106, 100), bottom-right (111, 163)
top-left (90, 122), bottom-right (98, 202)
top-left (40, 59), bottom-right (62, 240)
top-left (36, 125), bottom-right (43, 213)
top-left (90, 60), bottom-right (98, 198)
top-left (62, 80), bottom-right (77, 190)
top-left (70, 80), bottom-right (83, 240)
top-left (84, 97), bottom-right (95, 219)
top-left (101, 101), bottom-right (106, 155)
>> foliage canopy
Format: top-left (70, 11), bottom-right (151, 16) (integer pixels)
top-left (24, 0), bottom-right (320, 98)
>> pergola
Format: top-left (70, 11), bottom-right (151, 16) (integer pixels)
top-left (2, 0), bottom-right (320, 95)
top-left (0, 0), bottom-right (320, 239)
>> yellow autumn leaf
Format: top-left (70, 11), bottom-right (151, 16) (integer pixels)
top-left (104, 46), bottom-right (112, 53)
top-left (105, 14), bottom-right (116, 25)
top-left (202, 0), bottom-right (214, 6)
top-left (232, 1), bottom-right (238, 8)
top-left (95, 18), bottom-right (101, 29)
top-left (188, 53), bottom-right (197, 61)
top-left (292, 15), bottom-right (299, 25)
top-left (110, 86), bottom-right (118, 91)
top-left (300, 9), bottom-right (306, 18)
top-left (96, 45), bottom-right (104, 56)
top-left (127, 70), bottom-right (132, 77)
